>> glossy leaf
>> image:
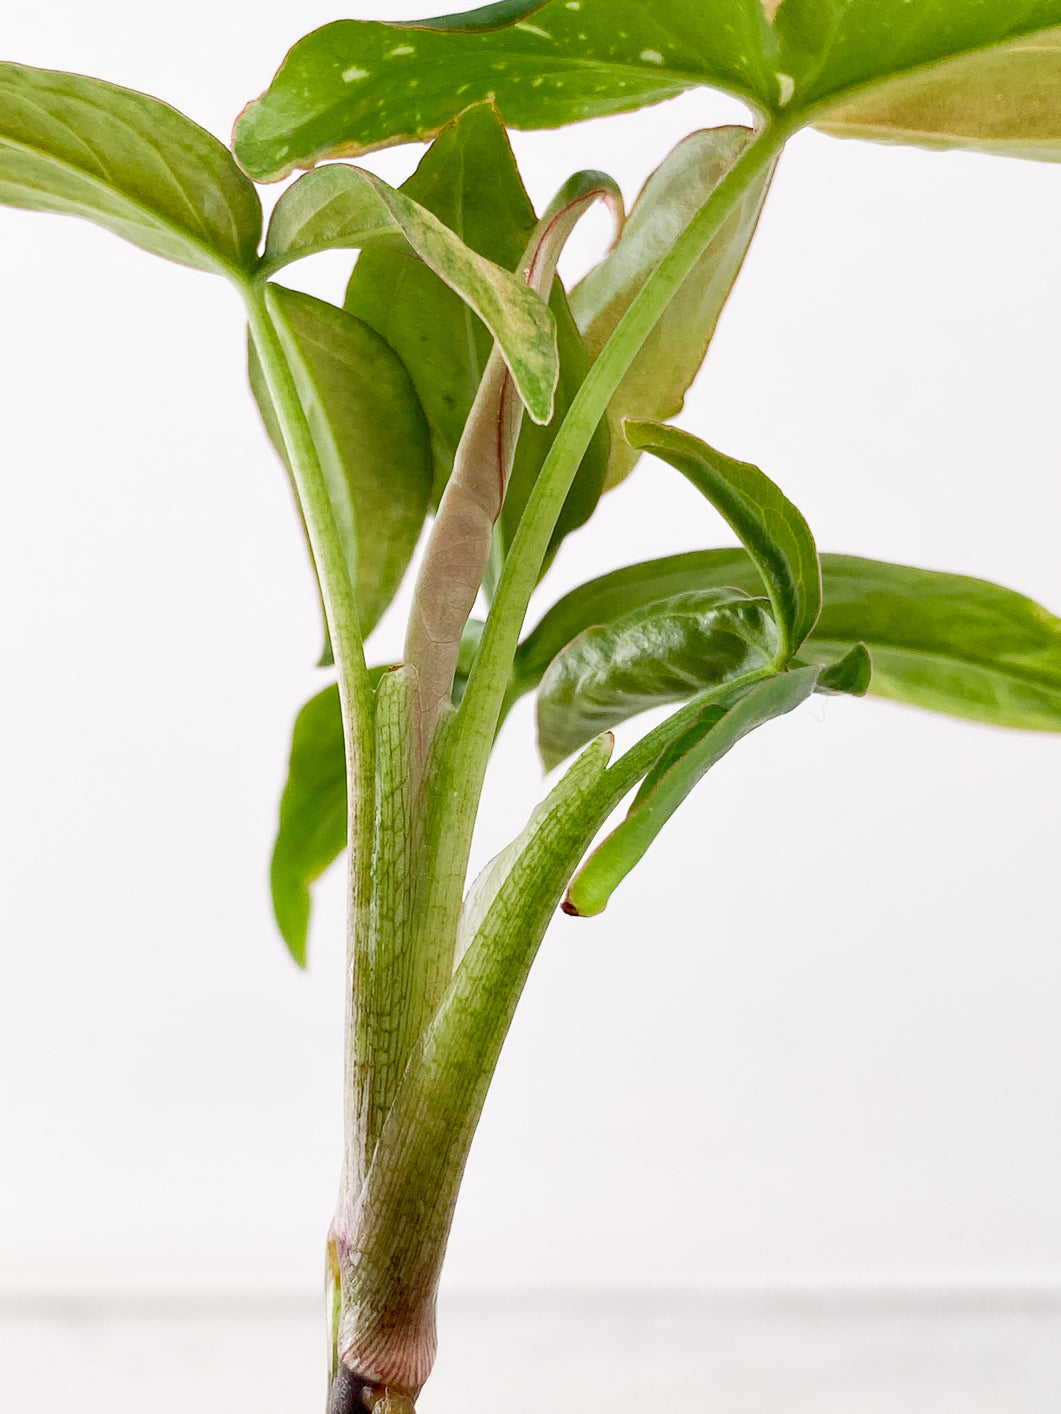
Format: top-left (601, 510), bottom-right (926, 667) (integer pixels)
top-left (0, 62), bottom-right (261, 276)
top-left (232, 4), bottom-right (776, 181)
top-left (517, 549), bottom-right (1061, 733)
top-left (624, 421), bottom-right (821, 657)
top-left (249, 287), bottom-right (433, 649)
top-left (536, 587), bottom-right (780, 769)
top-left (345, 102), bottom-right (609, 550)
top-left (817, 642), bottom-right (873, 697)
top-left (572, 127), bottom-right (774, 489)
top-left (263, 161), bottom-right (558, 424)
top-left (234, 2), bottom-right (1061, 180)
top-left (565, 665), bottom-right (822, 916)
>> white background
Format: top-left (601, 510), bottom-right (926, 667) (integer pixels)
top-left (2, 0), bottom-right (1061, 1312)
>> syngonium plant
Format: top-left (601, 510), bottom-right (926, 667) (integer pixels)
top-left (4, 1), bottom-right (1061, 1408)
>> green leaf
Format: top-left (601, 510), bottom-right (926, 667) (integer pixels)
top-left (232, 3), bottom-right (777, 181)
top-left (813, 28), bottom-right (1061, 162)
top-left (0, 62), bottom-right (261, 277)
top-left (271, 683), bottom-right (348, 966)
top-left (271, 670), bottom-right (394, 965)
top-left (565, 665), bottom-right (821, 916)
top-left (345, 102), bottom-right (536, 501)
top-left (249, 287), bottom-right (433, 648)
top-left (536, 587), bottom-right (780, 769)
top-left (262, 160), bottom-right (557, 425)
top-left (571, 127), bottom-right (774, 490)
top-left (817, 642), bottom-right (873, 697)
top-left (344, 102), bottom-right (609, 557)
top-left (233, 2), bottom-right (1061, 178)
top-left (624, 421), bottom-right (822, 658)
top-left (517, 549), bottom-right (1061, 733)
top-left (776, 2), bottom-right (1061, 127)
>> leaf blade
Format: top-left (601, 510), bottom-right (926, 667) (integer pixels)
top-left (264, 162), bottom-right (558, 424)
top-left (517, 550), bottom-right (1061, 733)
top-left (249, 287), bottom-right (433, 646)
top-left (566, 666), bottom-right (822, 916)
top-left (624, 421), bottom-right (822, 658)
top-left (572, 126), bottom-right (775, 490)
top-left (536, 586), bottom-right (781, 769)
top-left (0, 62), bottom-right (261, 276)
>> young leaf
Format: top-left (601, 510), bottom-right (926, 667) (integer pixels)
top-left (776, 1), bottom-right (1061, 129)
top-left (536, 587), bottom-right (780, 769)
top-left (249, 287), bottom-right (432, 645)
top-left (516, 550), bottom-right (1061, 733)
top-left (0, 63), bottom-right (262, 277)
top-left (262, 163), bottom-right (558, 425)
top-left (232, 3), bottom-right (778, 181)
top-left (572, 127), bottom-right (775, 489)
top-left (565, 665), bottom-right (823, 916)
top-left (343, 102), bottom-right (610, 542)
top-left (624, 421), bottom-right (822, 658)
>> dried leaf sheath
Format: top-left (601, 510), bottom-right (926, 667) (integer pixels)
top-left (404, 170), bottom-right (622, 756)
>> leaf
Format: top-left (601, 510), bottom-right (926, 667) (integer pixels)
top-left (271, 683), bottom-right (348, 966)
top-left (516, 549), bottom-right (1061, 733)
top-left (776, 2), bottom-right (1061, 127)
top-left (0, 62), bottom-right (261, 277)
top-left (345, 103), bottom-right (611, 556)
top-left (262, 162), bottom-right (558, 424)
top-left (817, 642), bottom-right (873, 697)
top-left (624, 421), bottom-right (822, 657)
top-left (571, 127), bottom-right (774, 490)
top-left (250, 288), bottom-right (432, 653)
top-left (232, 3), bottom-right (777, 181)
top-left (271, 670), bottom-right (393, 965)
top-left (813, 29), bottom-right (1061, 163)
top-left (565, 665), bottom-right (822, 916)
top-left (536, 587), bottom-right (781, 769)
top-left (233, 1), bottom-right (1061, 179)
top-left (345, 102), bottom-right (536, 501)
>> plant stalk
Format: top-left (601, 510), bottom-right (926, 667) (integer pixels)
top-left (420, 118), bottom-right (792, 977)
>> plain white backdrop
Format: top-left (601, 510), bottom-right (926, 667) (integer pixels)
top-left (2, 1), bottom-right (1060, 1309)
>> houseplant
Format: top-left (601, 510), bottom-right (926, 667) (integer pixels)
top-left (3, 1), bottom-right (1061, 1408)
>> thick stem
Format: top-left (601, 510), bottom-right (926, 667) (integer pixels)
top-left (243, 281), bottom-right (377, 1175)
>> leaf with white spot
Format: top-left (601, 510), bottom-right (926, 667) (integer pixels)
top-left (235, 2), bottom-right (1061, 177)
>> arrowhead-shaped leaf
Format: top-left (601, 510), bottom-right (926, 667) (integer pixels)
top-left (565, 665), bottom-right (823, 916)
top-left (624, 422), bottom-right (822, 659)
top-left (517, 550), bottom-right (1061, 733)
top-left (234, 2), bottom-right (1061, 180)
top-left (0, 63), bottom-right (261, 276)
top-left (249, 287), bottom-right (433, 651)
top-left (572, 127), bottom-right (774, 490)
top-left (536, 586), bottom-right (780, 769)
top-left (263, 161), bottom-right (558, 424)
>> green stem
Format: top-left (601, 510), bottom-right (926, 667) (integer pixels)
top-left (243, 280), bottom-right (376, 1168)
top-left (421, 118), bottom-right (792, 967)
